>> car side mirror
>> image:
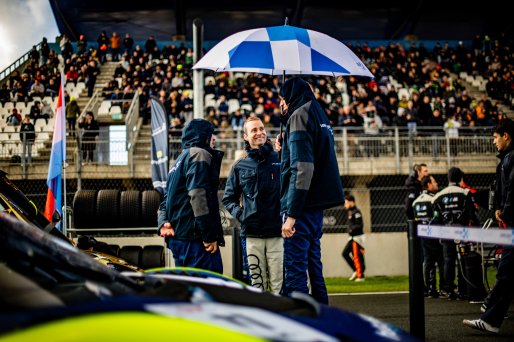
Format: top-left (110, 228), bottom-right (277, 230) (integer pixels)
top-left (52, 210), bottom-right (62, 223)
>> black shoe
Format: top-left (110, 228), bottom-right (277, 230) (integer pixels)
top-left (442, 291), bottom-right (458, 300)
top-left (449, 292), bottom-right (460, 300)
top-left (428, 291), bottom-right (440, 299)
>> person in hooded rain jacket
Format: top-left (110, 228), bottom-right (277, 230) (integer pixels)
top-left (277, 77), bottom-right (345, 304)
top-left (157, 119), bottom-right (225, 273)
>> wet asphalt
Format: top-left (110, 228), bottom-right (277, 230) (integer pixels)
top-left (329, 292), bottom-right (514, 341)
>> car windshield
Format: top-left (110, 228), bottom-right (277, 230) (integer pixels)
top-left (0, 171), bottom-right (52, 229)
top-left (0, 213), bottom-right (142, 312)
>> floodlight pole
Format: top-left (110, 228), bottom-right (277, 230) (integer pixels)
top-left (193, 18), bottom-right (204, 119)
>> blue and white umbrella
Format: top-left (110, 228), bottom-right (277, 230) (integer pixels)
top-left (193, 25), bottom-right (373, 78)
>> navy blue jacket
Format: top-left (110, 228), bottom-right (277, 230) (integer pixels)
top-left (157, 119), bottom-right (225, 245)
top-left (279, 77), bottom-right (345, 217)
top-left (222, 142), bottom-right (282, 238)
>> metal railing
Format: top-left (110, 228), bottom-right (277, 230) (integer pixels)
top-left (1, 126), bottom-right (497, 179)
top-left (168, 126), bottom-right (497, 173)
top-left (0, 42), bottom-right (42, 84)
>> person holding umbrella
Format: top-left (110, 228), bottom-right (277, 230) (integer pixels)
top-left (277, 77), bottom-right (345, 304)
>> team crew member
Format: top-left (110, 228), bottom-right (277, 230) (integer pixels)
top-left (432, 167), bottom-right (478, 299)
top-left (277, 77), bottom-right (345, 304)
top-left (412, 175), bottom-right (444, 298)
top-left (223, 117), bottom-right (283, 293)
top-left (157, 119), bottom-right (225, 273)
top-left (342, 195), bottom-right (366, 281)
top-left (464, 118), bottom-right (514, 334)
top-left (405, 163), bottom-right (429, 220)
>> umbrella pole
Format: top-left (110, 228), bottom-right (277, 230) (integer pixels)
top-left (279, 70), bottom-right (286, 159)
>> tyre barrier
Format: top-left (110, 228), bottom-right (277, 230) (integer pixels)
top-left (141, 190), bottom-right (161, 227)
top-left (140, 245), bottom-right (165, 270)
top-left (97, 189), bottom-right (120, 228)
top-left (73, 190), bottom-right (98, 229)
top-left (120, 190), bottom-right (141, 228)
top-left (72, 189), bottom-right (162, 231)
top-left (119, 245), bottom-right (143, 267)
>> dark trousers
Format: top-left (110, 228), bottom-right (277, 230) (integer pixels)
top-left (282, 210), bottom-right (328, 304)
top-left (86, 78), bottom-right (95, 97)
top-left (342, 238), bottom-right (365, 278)
top-left (442, 240), bottom-right (457, 293)
top-left (67, 118), bottom-right (76, 136)
top-left (168, 239), bottom-right (223, 274)
top-left (422, 238), bottom-right (444, 293)
top-left (82, 140), bottom-right (96, 162)
top-left (481, 246), bottom-right (514, 327)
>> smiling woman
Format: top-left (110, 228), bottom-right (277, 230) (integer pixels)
top-left (0, 0), bottom-right (59, 71)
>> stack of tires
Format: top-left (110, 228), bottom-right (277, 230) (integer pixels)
top-left (73, 189), bottom-right (165, 270)
top-left (73, 189), bottom-right (162, 232)
top-left (109, 244), bottom-right (165, 270)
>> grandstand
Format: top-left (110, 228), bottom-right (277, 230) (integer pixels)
top-left (0, 2), bottom-right (511, 276)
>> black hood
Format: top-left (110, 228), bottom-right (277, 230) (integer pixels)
top-left (245, 139), bottom-right (273, 161)
top-left (182, 119), bottom-right (214, 149)
top-left (279, 77), bottom-right (315, 121)
top-left (405, 174), bottom-right (420, 188)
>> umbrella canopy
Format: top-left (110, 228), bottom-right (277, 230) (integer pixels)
top-left (193, 25), bottom-right (374, 78)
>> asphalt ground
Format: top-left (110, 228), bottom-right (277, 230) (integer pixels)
top-left (329, 292), bottom-right (514, 341)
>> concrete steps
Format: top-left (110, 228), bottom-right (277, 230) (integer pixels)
top-left (450, 72), bottom-right (514, 119)
top-left (73, 62), bottom-right (119, 116)
top-left (133, 124), bottom-right (151, 160)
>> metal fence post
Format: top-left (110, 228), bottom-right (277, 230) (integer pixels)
top-left (408, 220), bottom-right (425, 340)
top-left (343, 128), bottom-right (348, 173)
top-left (76, 134), bottom-right (82, 190)
top-left (394, 127), bottom-right (400, 174)
top-left (446, 134), bottom-right (452, 168)
top-left (232, 226), bottom-right (243, 281)
top-left (408, 132), bottom-right (414, 168)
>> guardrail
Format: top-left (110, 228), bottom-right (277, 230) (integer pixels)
top-left (0, 42), bottom-right (42, 84)
top-left (1, 125), bottom-right (497, 178)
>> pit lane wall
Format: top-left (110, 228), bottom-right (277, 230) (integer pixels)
top-left (225, 232), bottom-right (409, 278)
top-left (83, 232), bottom-right (408, 278)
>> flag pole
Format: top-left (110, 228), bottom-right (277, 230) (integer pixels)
top-left (62, 161), bottom-right (67, 235)
top-left (61, 73), bottom-right (67, 236)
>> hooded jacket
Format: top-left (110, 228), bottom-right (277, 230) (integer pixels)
top-left (223, 141), bottom-right (281, 238)
top-left (279, 77), bottom-right (344, 217)
top-left (405, 173), bottom-right (421, 220)
top-left (157, 119), bottom-right (225, 245)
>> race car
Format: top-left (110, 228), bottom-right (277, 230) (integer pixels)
top-left (0, 170), bottom-right (142, 272)
top-left (0, 212), bottom-right (420, 342)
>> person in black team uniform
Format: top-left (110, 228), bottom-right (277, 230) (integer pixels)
top-left (342, 194), bottom-right (366, 281)
top-left (432, 167), bottom-right (479, 299)
top-left (412, 175), bottom-right (444, 298)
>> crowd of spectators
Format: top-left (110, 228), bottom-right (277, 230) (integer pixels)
top-left (100, 32), bottom-right (512, 135)
top-left (1, 31), bottom-right (512, 138)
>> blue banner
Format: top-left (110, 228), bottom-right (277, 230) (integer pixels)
top-left (150, 97), bottom-right (169, 195)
